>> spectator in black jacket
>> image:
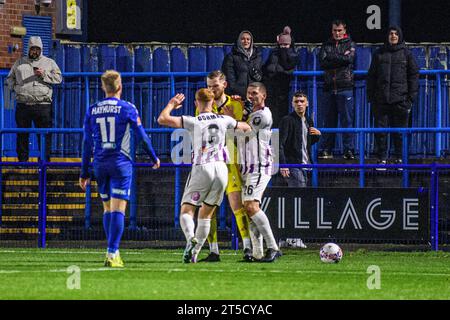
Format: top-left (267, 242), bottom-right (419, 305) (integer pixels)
top-left (222, 30), bottom-right (263, 99)
top-left (318, 20), bottom-right (356, 160)
top-left (367, 26), bottom-right (419, 164)
top-left (263, 26), bottom-right (300, 128)
top-left (279, 91), bottom-right (321, 187)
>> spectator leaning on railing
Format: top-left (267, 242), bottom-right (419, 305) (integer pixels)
top-left (367, 26), bottom-right (419, 165)
top-left (6, 36), bottom-right (62, 162)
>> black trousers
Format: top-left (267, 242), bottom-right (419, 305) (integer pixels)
top-left (372, 103), bottom-right (410, 160)
top-left (15, 103), bottom-right (52, 162)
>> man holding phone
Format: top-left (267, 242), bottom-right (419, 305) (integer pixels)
top-left (7, 36), bottom-right (62, 162)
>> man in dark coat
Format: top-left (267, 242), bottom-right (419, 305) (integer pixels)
top-left (367, 26), bottom-right (419, 164)
top-left (318, 20), bottom-right (356, 160)
top-left (222, 30), bottom-right (263, 99)
top-left (279, 91), bottom-right (321, 187)
top-left (263, 26), bottom-right (300, 128)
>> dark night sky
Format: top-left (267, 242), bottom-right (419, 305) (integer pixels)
top-left (87, 0), bottom-right (450, 43)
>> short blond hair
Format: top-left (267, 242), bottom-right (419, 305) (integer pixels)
top-left (101, 70), bottom-right (121, 94)
top-left (207, 70), bottom-right (226, 81)
top-left (195, 88), bottom-right (214, 102)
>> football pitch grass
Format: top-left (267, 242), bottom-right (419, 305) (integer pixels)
top-left (0, 248), bottom-right (449, 300)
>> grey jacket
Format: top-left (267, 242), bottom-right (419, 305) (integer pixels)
top-left (6, 36), bottom-right (62, 104)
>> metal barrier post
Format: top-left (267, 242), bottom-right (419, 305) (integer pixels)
top-left (312, 62), bottom-right (319, 188)
top-left (40, 133), bottom-right (46, 165)
top-left (174, 167), bottom-right (181, 228)
top-left (219, 198), bottom-right (227, 230)
top-left (129, 134), bottom-right (137, 230)
top-left (430, 163), bottom-right (439, 251)
top-left (402, 132), bottom-right (409, 188)
top-left (170, 76), bottom-right (182, 228)
top-left (38, 160), bottom-right (47, 248)
top-left (82, 75), bottom-right (97, 230)
top-left (84, 181), bottom-right (91, 229)
top-left (435, 74), bottom-right (442, 157)
top-left (84, 76), bottom-right (90, 112)
top-left (231, 214), bottom-right (239, 250)
top-left (312, 143), bottom-right (318, 187)
top-left (359, 131), bottom-right (365, 187)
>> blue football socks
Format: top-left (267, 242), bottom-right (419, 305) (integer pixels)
top-left (107, 211), bottom-right (125, 254)
top-left (103, 211), bottom-right (111, 238)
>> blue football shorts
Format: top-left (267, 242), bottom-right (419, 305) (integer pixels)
top-left (93, 160), bottom-right (132, 201)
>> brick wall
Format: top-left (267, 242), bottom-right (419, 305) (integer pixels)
top-left (0, 0), bottom-right (56, 69)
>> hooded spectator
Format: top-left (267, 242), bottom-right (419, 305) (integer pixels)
top-left (222, 30), bottom-right (263, 99)
top-left (7, 36), bottom-right (62, 162)
top-left (367, 26), bottom-right (419, 164)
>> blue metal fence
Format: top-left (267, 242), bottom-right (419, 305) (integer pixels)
top-left (1, 69), bottom-right (449, 157)
top-left (1, 69), bottom-right (449, 250)
top-left (0, 127), bottom-right (448, 251)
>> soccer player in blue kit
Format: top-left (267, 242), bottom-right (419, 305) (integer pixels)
top-left (79, 70), bottom-right (160, 268)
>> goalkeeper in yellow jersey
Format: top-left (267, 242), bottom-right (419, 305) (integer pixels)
top-left (195, 70), bottom-right (253, 262)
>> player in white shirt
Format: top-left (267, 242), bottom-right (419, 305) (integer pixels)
top-left (239, 82), bottom-right (282, 262)
top-left (157, 89), bottom-right (251, 263)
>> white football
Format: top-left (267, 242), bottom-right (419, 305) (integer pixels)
top-left (320, 243), bottom-right (343, 263)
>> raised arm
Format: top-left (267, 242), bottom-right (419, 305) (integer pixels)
top-left (157, 93), bottom-right (185, 128)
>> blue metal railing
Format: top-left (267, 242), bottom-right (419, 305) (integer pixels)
top-left (0, 127), bottom-right (448, 251)
top-left (1, 69), bottom-right (449, 157)
top-left (1, 69), bottom-right (449, 250)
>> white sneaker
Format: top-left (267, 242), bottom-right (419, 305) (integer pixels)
top-left (281, 238), bottom-right (307, 248)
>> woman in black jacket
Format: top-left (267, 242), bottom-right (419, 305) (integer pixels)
top-left (263, 26), bottom-right (300, 128)
top-left (221, 30), bottom-right (263, 99)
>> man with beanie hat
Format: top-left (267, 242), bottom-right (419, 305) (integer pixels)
top-left (263, 26), bottom-right (299, 128)
top-left (222, 30), bottom-right (263, 99)
top-left (7, 36), bottom-right (62, 162)
top-left (367, 26), bottom-right (419, 165)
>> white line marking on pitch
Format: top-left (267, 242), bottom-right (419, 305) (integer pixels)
top-left (0, 268), bottom-right (448, 278)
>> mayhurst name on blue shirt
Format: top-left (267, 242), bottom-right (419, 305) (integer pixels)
top-left (92, 99), bottom-right (123, 115)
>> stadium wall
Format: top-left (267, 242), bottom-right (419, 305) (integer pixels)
top-left (0, 0), bottom-right (56, 69)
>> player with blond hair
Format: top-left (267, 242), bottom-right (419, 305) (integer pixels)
top-left (80, 70), bottom-right (160, 268)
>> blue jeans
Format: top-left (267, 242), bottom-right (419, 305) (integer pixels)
top-left (283, 168), bottom-right (308, 187)
top-left (320, 89), bottom-right (355, 152)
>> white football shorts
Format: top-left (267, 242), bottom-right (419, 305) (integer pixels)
top-left (241, 172), bottom-right (272, 203)
top-left (181, 161), bottom-right (228, 207)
